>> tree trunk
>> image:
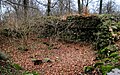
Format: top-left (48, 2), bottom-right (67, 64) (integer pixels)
top-left (47, 0), bottom-right (51, 16)
top-left (23, 0), bottom-right (29, 18)
top-left (0, 0), bottom-right (2, 21)
top-left (99, 0), bottom-right (103, 14)
top-left (78, 0), bottom-right (81, 14)
top-left (59, 0), bottom-right (63, 15)
top-left (107, 1), bottom-right (112, 14)
top-left (23, 0), bottom-right (29, 48)
top-left (82, 0), bottom-right (83, 13)
top-left (85, 0), bottom-right (89, 15)
top-left (68, 0), bottom-right (71, 14)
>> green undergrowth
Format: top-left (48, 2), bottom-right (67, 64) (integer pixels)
top-left (0, 51), bottom-right (39, 75)
top-left (84, 14), bottom-right (120, 75)
top-left (0, 61), bottom-right (39, 75)
top-left (38, 15), bottom-right (101, 42)
top-left (0, 28), bottom-right (23, 38)
top-left (84, 45), bottom-right (120, 75)
top-left (0, 58), bottom-right (23, 75)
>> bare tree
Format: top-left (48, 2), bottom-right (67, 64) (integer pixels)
top-left (59, 0), bottom-right (63, 15)
top-left (102, 0), bottom-right (117, 14)
top-left (23, 0), bottom-right (29, 18)
top-left (0, 0), bottom-right (2, 21)
top-left (64, 0), bottom-right (73, 14)
top-left (82, 0), bottom-right (83, 10)
top-left (3, 0), bottom-right (23, 19)
top-left (106, 0), bottom-right (114, 14)
top-left (99, 0), bottom-right (102, 14)
top-left (85, 0), bottom-right (89, 8)
top-left (47, 0), bottom-right (51, 16)
top-left (78, 0), bottom-right (81, 14)
top-left (82, 0), bottom-right (92, 14)
top-left (68, 0), bottom-right (71, 14)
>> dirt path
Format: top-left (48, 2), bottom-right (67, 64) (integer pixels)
top-left (1, 38), bottom-right (96, 75)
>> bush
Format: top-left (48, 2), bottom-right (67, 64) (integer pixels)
top-left (0, 28), bottom-right (23, 38)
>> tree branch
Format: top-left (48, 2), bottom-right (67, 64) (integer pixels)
top-left (3, 0), bottom-right (38, 9)
top-left (36, 0), bottom-right (58, 8)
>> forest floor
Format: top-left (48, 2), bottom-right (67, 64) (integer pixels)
top-left (0, 35), bottom-right (96, 75)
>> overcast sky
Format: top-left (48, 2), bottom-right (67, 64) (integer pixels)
top-left (73, 0), bottom-right (120, 13)
top-left (41, 0), bottom-right (120, 11)
top-left (74, 0), bottom-right (120, 7)
top-left (115, 0), bottom-right (120, 4)
top-left (1, 0), bottom-right (120, 14)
